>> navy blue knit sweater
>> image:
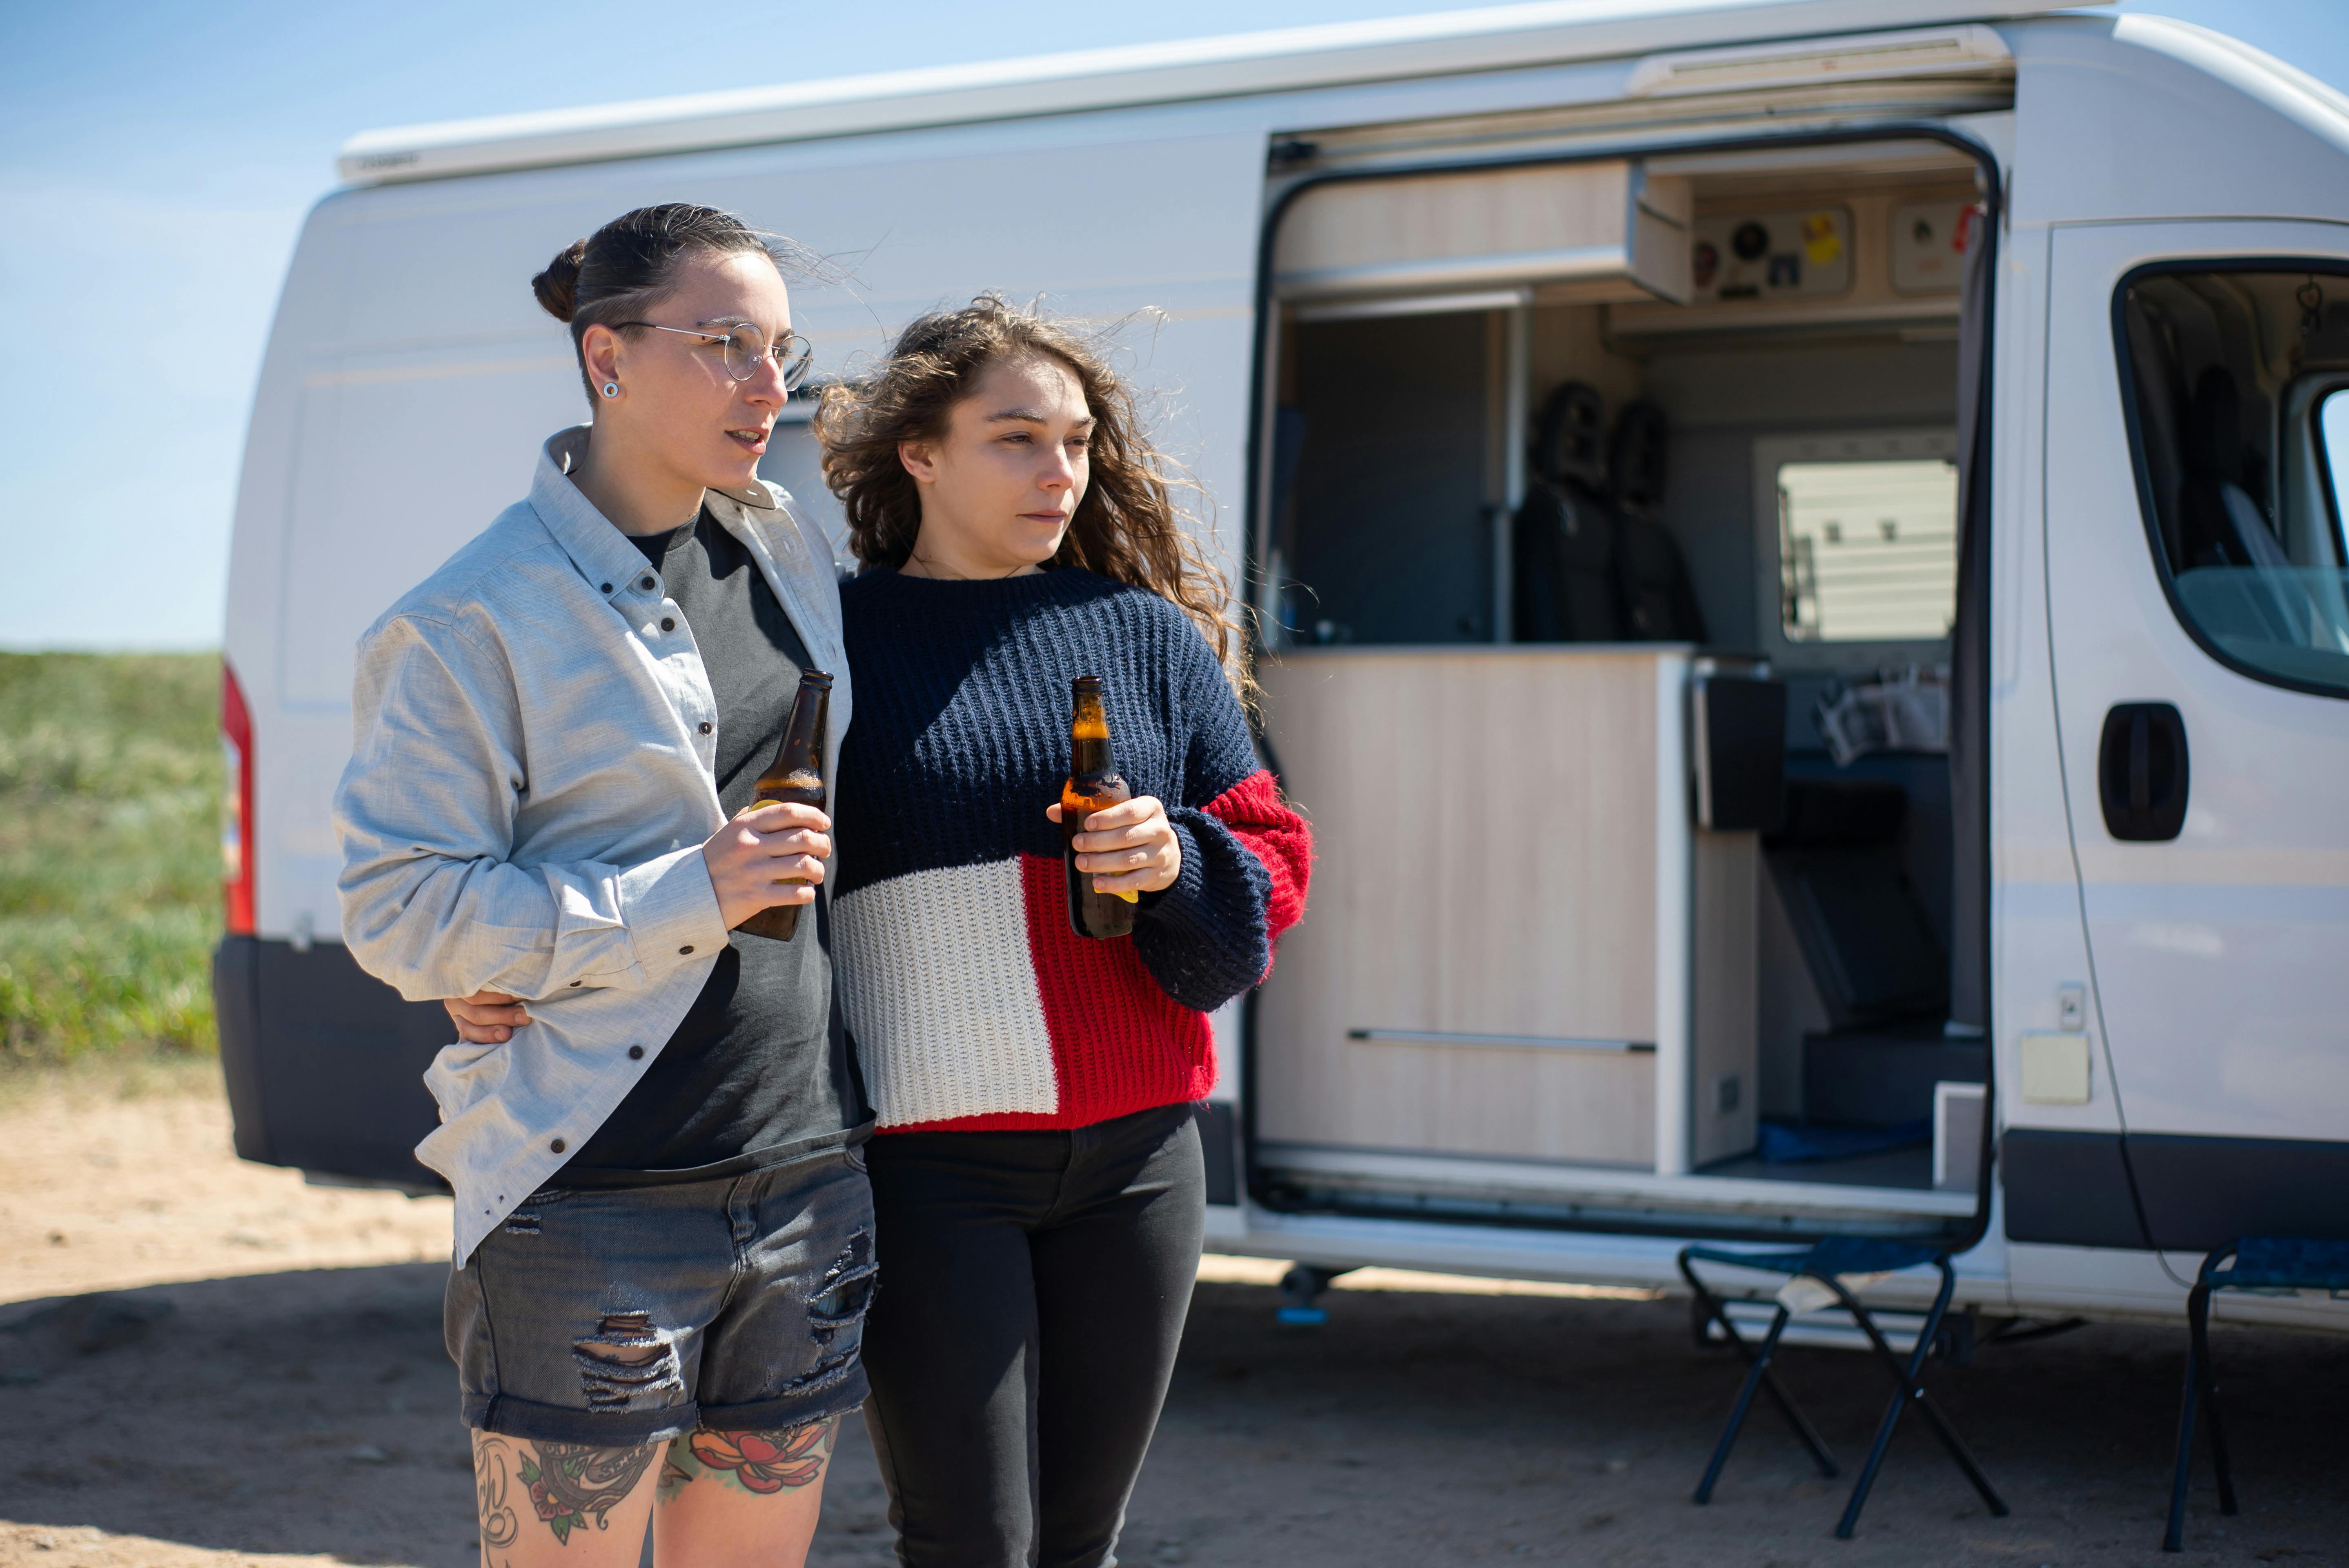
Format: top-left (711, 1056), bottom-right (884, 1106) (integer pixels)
top-left (832, 567), bottom-right (1310, 1133)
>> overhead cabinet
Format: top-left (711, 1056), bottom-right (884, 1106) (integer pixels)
top-left (1272, 160), bottom-right (1694, 306)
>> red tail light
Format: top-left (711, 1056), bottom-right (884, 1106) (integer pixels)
top-left (222, 661), bottom-right (256, 936)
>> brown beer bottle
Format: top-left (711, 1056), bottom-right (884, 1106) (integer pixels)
top-left (736, 669), bottom-right (832, 942)
top-left (1062, 674), bottom-right (1138, 940)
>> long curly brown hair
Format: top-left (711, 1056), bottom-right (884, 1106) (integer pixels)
top-left (812, 295), bottom-right (1242, 677)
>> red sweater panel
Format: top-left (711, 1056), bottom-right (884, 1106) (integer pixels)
top-left (879, 770), bottom-right (1309, 1136)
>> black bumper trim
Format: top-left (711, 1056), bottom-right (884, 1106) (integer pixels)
top-left (211, 936), bottom-right (451, 1191)
top-left (2002, 1128), bottom-right (2349, 1250)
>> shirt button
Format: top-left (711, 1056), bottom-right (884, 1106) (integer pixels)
top-left (550, 1138), bottom-right (566, 1154)
top-left (661, 617), bottom-right (676, 632)
top-left (600, 582), bottom-right (612, 594)
top-left (641, 576), bottom-right (655, 589)
top-left (699, 721), bottom-right (712, 734)
top-left (679, 945), bottom-right (695, 955)
top-left (628, 1045), bottom-right (644, 1060)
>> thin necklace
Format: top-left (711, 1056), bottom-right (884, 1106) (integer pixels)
top-left (906, 549), bottom-right (1031, 581)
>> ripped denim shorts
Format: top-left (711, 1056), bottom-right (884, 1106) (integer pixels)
top-left (445, 1145), bottom-right (876, 1447)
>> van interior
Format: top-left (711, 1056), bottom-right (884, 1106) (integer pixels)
top-left (1248, 136), bottom-right (1993, 1239)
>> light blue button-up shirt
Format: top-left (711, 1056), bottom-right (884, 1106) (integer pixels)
top-left (334, 425), bottom-right (853, 1262)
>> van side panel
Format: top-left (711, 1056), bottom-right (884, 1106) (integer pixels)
top-left (223, 112), bottom-right (1269, 1179)
top-left (2009, 16), bottom-right (2349, 229)
top-left (225, 198), bottom-right (356, 941)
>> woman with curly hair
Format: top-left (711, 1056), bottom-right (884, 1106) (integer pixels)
top-left (815, 296), bottom-right (1311, 1568)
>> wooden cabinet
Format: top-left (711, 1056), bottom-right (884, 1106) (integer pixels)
top-left (1256, 647), bottom-right (1757, 1174)
top-left (1272, 160), bottom-right (1692, 305)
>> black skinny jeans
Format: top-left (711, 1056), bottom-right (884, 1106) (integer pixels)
top-left (860, 1102), bottom-right (1205, 1568)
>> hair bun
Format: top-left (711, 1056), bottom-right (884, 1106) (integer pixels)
top-left (531, 240), bottom-right (588, 322)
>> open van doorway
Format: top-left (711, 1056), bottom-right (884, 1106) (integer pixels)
top-left (1245, 130), bottom-right (1996, 1243)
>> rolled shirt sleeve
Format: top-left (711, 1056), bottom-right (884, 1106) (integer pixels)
top-left (335, 615), bottom-right (728, 1003)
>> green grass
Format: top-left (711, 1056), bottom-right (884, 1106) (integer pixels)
top-left (0, 652), bottom-right (222, 1069)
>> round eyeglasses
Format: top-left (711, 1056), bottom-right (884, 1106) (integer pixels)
top-left (616, 321), bottom-right (814, 389)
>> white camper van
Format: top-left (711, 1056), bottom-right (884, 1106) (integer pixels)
top-left (218, 0), bottom-right (2349, 1337)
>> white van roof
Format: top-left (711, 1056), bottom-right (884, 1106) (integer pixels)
top-left (338, 0), bottom-right (2095, 185)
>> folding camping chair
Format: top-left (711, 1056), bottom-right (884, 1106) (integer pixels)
top-left (1678, 1237), bottom-right (2009, 1539)
top-left (2163, 1237), bottom-right (2349, 1552)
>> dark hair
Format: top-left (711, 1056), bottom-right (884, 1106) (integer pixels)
top-left (531, 203), bottom-right (813, 403)
top-left (812, 294), bottom-right (1243, 683)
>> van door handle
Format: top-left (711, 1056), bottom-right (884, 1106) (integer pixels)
top-left (2097, 703), bottom-right (2189, 841)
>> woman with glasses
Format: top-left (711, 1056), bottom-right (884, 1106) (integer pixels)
top-left (335, 202), bottom-right (868, 1568)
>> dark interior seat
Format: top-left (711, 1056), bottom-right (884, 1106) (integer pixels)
top-left (1512, 383), bottom-right (1705, 643)
top-left (1766, 778), bottom-right (1972, 1128)
top-left (2176, 367), bottom-right (2327, 649)
top-left (1767, 778), bottom-right (1946, 1029)
top-left (2179, 367), bottom-right (2288, 570)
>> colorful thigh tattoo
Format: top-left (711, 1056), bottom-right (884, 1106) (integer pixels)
top-left (657, 1415), bottom-right (840, 1502)
top-left (476, 1433), bottom-right (658, 1547)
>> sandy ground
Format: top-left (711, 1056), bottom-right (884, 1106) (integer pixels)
top-left (2, 1070), bottom-right (2344, 1567)
top-left (0, 1065), bottom-right (452, 1305)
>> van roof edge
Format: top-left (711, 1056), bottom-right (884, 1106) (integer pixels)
top-left (335, 0), bottom-right (2094, 187)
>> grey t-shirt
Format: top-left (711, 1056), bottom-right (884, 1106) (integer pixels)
top-left (558, 509), bottom-right (868, 1182)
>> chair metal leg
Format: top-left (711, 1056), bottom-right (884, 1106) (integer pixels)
top-left (1830, 1273), bottom-right (1933, 1541)
top-left (1695, 1301), bottom-right (1794, 1504)
top-left (2190, 1281), bottom-right (2238, 1516)
top-left (1829, 1262), bottom-right (2007, 1540)
top-left (1678, 1255), bottom-right (1839, 1484)
top-left (2164, 1288), bottom-right (2205, 1552)
top-left (1749, 1341), bottom-right (1842, 1479)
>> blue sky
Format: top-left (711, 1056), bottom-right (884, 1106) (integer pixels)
top-left (2, 0), bottom-right (2346, 649)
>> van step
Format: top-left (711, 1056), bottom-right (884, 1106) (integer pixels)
top-left (1259, 1143), bottom-right (1976, 1228)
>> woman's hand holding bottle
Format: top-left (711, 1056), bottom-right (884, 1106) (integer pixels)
top-left (1047, 795), bottom-right (1181, 897)
top-left (704, 801), bottom-right (830, 929)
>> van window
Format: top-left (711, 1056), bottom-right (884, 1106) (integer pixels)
top-left (2319, 386), bottom-right (2349, 551)
top-left (1776, 457), bottom-right (1959, 643)
top-left (1752, 429), bottom-right (1958, 666)
top-left (2119, 267), bottom-right (2349, 697)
